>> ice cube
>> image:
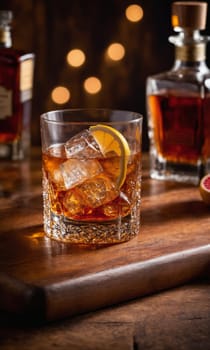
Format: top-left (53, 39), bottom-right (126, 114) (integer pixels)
top-left (63, 174), bottom-right (119, 217)
top-left (63, 189), bottom-right (86, 217)
top-left (60, 158), bottom-right (102, 189)
top-left (44, 163), bottom-right (66, 190)
top-left (78, 174), bottom-right (119, 208)
top-left (101, 191), bottom-right (131, 218)
top-left (63, 174), bottom-right (119, 216)
top-left (52, 168), bottom-right (65, 188)
top-left (65, 129), bottom-right (102, 159)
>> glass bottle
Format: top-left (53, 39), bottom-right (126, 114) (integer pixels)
top-left (0, 11), bottom-right (35, 160)
top-left (146, 2), bottom-right (210, 184)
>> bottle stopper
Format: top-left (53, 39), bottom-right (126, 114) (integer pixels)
top-left (172, 2), bottom-right (208, 30)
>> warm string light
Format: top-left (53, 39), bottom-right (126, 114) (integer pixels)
top-left (125, 4), bottom-right (144, 22)
top-left (83, 77), bottom-right (102, 94)
top-left (51, 4), bottom-right (144, 104)
top-left (51, 86), bottom-right (70, 104)
top-left (66, 49), bottom-right (86, 67)
top-left (106, 43), bottom-right (125, 61)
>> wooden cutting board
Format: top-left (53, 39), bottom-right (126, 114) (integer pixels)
top-left (0, 154), bottom-right (210, 322)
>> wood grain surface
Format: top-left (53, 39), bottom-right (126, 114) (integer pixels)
top-left (1, 279), bottom-right (210, 350)
top-left (0, 150), bottom-right (210, 323)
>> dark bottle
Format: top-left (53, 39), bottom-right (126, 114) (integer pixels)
top-left (0, 11), bottom-right (35, 160)
top-left (146, 2), bottom-right (210, 184)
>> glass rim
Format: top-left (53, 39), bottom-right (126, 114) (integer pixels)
top-left (40, 108), bottom-right (143, 125)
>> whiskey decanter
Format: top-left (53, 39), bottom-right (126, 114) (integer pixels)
top-left (0, 11), bottom-right (35, 160)
top-left (146, 2), bottom-right (210, 184)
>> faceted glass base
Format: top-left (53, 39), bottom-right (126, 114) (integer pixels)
top-left (44, 211), bottom-right (140, 246)
top-left (0, 140), bottom-right (29, 160)
top-left (150, 154), bottom-right (203, 185)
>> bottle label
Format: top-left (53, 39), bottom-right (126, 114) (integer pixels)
top-left (0, 86), bottom-right (12, 119)
top-left (0, 28), bottom-right (11, 47)
top-left (20, 58), bottom-right (34, 102)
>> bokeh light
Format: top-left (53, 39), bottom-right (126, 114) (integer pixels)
top-left (51, 86), bottom-right (70, 104)
top-left (125, 4), bottom-right (144, 22)
top-left (66, 49), bottom-right (86, 67)
top-left (83, 77), bottom-right (102, 94)
top-left (107, 43), bottom-right (125, 61)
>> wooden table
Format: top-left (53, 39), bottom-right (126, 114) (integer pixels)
top-left (0, 149), bottom-right (210, 349)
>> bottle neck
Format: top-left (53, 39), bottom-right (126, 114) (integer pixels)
top-left (0, 26), bottom-right (12, 48)
top-left (172, 58), bottom-right (209, 74)
top-left (169, 29), bottom-right (209, 65)
top-left (175, 43), bottom-right (206, 62)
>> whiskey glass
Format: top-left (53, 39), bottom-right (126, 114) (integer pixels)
top-left (40, 109), bottom-right (143, 246)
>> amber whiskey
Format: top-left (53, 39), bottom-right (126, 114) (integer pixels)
top-left (146, 2), bottom-right (210, 184)
top-left (0, 11), bottom-right (35, 160)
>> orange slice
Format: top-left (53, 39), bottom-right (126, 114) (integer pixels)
top-left (90, 124), bottom-right (130, 188)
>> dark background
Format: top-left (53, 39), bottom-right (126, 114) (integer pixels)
top-left (2, 0), bottom-right (210, 151)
